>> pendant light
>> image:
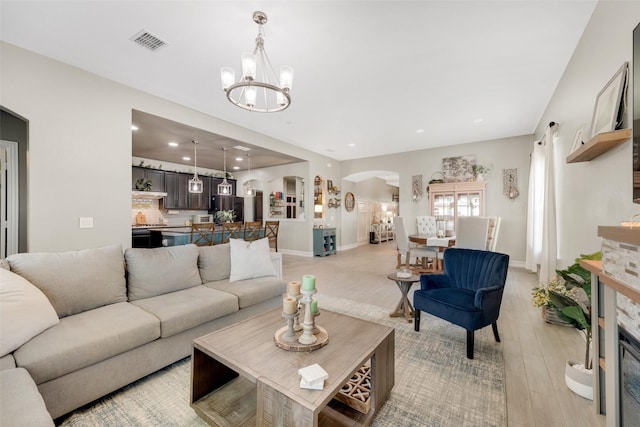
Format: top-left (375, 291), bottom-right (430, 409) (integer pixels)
top-left (188, 140), bottom-right (203, 193)
top-left (217, 148), bottom-right (233, 195)
top-left (244, 153), bottom-right (255, 197)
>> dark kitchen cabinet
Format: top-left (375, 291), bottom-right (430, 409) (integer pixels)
top-left (132, 167), bottom-right (165, 191)
top-left (163, 172), bottom-right (189, 209)
top-left (189, 176), bottom-right (211, 210)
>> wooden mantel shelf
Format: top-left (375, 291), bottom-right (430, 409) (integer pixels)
top-left (566, 128), bottom-right (631, 163)
top-left (581, 259), bottom-right (640, 304)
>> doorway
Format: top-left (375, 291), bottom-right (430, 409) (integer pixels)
top-left (1, 140), bottom-right (19, 258)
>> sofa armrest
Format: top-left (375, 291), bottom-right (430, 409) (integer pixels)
top-left (270, 253), bottom-right (283, 279)
top-left (420, 274), bottom-right (451, 290)
top-left (474, 285), bottom-right (504, 309)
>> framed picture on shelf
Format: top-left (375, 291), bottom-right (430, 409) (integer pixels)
top-left (589, 62), bottom-right (628, 138)
top-left (569, 123), bottom-right (586, 154)
top-left (327, 180), bottom-right (333, 192)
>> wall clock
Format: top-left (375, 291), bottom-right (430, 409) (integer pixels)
top-left (345, 192), bottom-right (355, 212)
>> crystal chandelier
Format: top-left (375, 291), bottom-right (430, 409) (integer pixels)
top-left (244, 154), bottom-right (255, 197)
top-left (217, 148), bottom-right (233, 195)
top-left (220, 11), bottom-right (293, 113)
top-left (188, 140), bottom-right (203, 194)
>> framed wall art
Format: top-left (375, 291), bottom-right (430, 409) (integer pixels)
top-left (344, 192), bottom-right (355, 212)
top-left (569, 123), bottom-right (586, 154)
top-left (589, 62), bottom-right (628, 138)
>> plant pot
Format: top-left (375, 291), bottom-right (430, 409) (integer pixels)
top-left (541, 306), bottom-right (573, 327)
top-left (565, 360), bottom-right (593, 400)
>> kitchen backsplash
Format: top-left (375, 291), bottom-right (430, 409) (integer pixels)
top-left (131, 199), bottom-right (207, 226)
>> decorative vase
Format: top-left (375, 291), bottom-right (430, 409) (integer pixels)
top-left (565, 360), bottom-right (593, 400)
top-left (476, 173), bottom-right (484, 181)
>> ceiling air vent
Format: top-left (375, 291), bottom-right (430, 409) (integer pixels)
top-left (130, 30), bottom-right (167, 52)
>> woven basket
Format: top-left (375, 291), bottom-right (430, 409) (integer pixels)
top-left (541, 306), bottom-right (573, 327)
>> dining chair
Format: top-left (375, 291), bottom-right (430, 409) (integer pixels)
top-left (416, 216), bottom-right (437, 236)
top-left (454, 216), bottom-right (490, 250)
top-left (264, 220), bottom-right (280, 252)
top-left (221, 222), bottom-right (243, 243)
top-left (190, 223), bottom-right (215, 246)
top-left (394, 216), bottom-right (438, 272)
top-left (243, 221), bottom-right (262, 241)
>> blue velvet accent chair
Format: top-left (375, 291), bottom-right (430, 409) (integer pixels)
top-left (413, 248), bottom-right (509, 359)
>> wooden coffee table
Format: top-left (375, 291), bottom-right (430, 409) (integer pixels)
top-left (191, 308), bottom-right (395, 426)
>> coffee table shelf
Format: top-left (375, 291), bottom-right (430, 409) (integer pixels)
top-left (190, 308), bottom-right (394, 427)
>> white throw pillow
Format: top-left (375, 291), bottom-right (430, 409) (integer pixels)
top-left (229, 238), bottom-right (276, 282)
top-left (0, 269), bottom-right (59, 357)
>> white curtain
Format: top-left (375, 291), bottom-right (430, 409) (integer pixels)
top-left (525, 124), bottom-right (558, 283)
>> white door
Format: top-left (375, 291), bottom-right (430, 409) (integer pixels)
top-left (0, 141), bottom-right (19, 258)
top-left (357, 201), bottom-right (370, 245)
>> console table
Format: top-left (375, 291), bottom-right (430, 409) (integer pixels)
top-left (313, 227), bottom-right (336, 256)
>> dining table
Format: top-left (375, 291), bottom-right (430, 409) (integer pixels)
top-left (408, 234), bottom-right (456, 271)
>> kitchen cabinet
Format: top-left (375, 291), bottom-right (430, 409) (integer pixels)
top-left (189, 176), bottom-right (211, 210)
top-left (429, 181), bottom-right (486, 235)
top-left (132, 166), bottom-right (165, 191)
top-left (313, 228), bottom-right (336, 256)
top-left (163, 172), bottom-right (190, 209)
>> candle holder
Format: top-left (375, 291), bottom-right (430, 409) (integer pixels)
top-left (312, 310), bottom-right (320, 334)
top-left (291, 293), bottom-right (303, 332)
top-left (281, 311), bottom-right (298, 342)
top-left (298, 289), bottom-right (317, 345)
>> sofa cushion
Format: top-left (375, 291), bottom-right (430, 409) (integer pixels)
top-left (131, 285), bottom-right (239, 338)
top-left (0, 269), bottom-right (59, 357)
top-left (229, 238), bottom-right (276, 282)
top-left (198, 243), bottom-right (231, 282)
top-left (6, 244), bottom-right (127, 318)
top-left (0, 368), bottom-right (54, 427)
top-left (13, 302), bottom-right (160, 384)
top-left (125, 244), bottom-right (202, 301)
top-left (204, 276), bottom-right (287, 309)
top-left (0, 354), bottom-right (16, 370)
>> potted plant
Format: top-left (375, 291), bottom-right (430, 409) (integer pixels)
top-left (531, 279), bottom-right (574, 326)
top-left (214, 210), bottom-right (235, 224)
top-left (471, 163), bottom-right (492, 181)
top-left (546, 252), bottom-right (601, 400)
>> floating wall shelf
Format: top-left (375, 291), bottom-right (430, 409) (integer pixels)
top-left (566, 128), bottom-right (631, 163)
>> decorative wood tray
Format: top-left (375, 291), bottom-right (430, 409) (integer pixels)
top-left (274, 326), bottom-right (329, 352)
top-left (334, 362), bottom-right (371, 414)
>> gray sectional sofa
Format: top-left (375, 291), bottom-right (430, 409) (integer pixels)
top-left (0, 241), bottom-right (286, 425)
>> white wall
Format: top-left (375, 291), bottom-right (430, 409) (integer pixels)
top-left (0, 42), bottom-right (337, 253)
top-left (535, 1), bottom-right (640, 267)
top-left (341, 135), bottom-right (532, 262)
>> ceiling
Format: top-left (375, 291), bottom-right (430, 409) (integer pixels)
top-left (1, 1), bottom-right (598, 164)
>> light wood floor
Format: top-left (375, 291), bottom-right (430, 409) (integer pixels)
top-left (281, 241), bottom-right (606, 427)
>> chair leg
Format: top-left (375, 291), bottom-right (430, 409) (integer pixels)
top-left (492, 322), bottom-right (501, 342)
top-left (414, 310), bottom-right (420, 331)
top-left (466, 330), bottom-right (474, 359)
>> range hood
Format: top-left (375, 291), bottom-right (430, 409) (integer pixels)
top-left (132, 190), bottom-right (168, 200)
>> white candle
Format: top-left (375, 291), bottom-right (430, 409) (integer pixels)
top-left (311, 300), bottom-right (319, 315)
top-left (288, 281), bottom-right (301, 297)
top-left (283, 297), bottom-right (297, 314)
top-left (302, 275), bottom-right (316, 291)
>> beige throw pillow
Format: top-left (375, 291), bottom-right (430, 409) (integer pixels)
top-left (0, 269), bottom-right (59, 357)
top-left (229, 238), bottom-right (276, 282)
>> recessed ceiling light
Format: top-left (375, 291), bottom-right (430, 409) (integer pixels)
top-left (348, 143), bottom-right (356, 147)
top-left (131, 125), bottom-right (139, 131)
top-left (232, 166), bottom-right (240, 170)
top-left (416, 129), bottom-right (425, 134)
top-left (474, 118), bottom-right (484, 123)
top-left (168, 142), bottom-right (178, 147)
top-left (182, 156), bottom-right (190, 161)
top-left (234, 145), bottom-right (250, 151)
top-left (235, 157), bottom-right (243, 161)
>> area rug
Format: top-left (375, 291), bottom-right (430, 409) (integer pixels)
top-left (59, 296), bottom-right (505, 426)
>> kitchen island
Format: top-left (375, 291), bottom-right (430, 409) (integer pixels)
top-left (150, 226), bottom-right (265, 246)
